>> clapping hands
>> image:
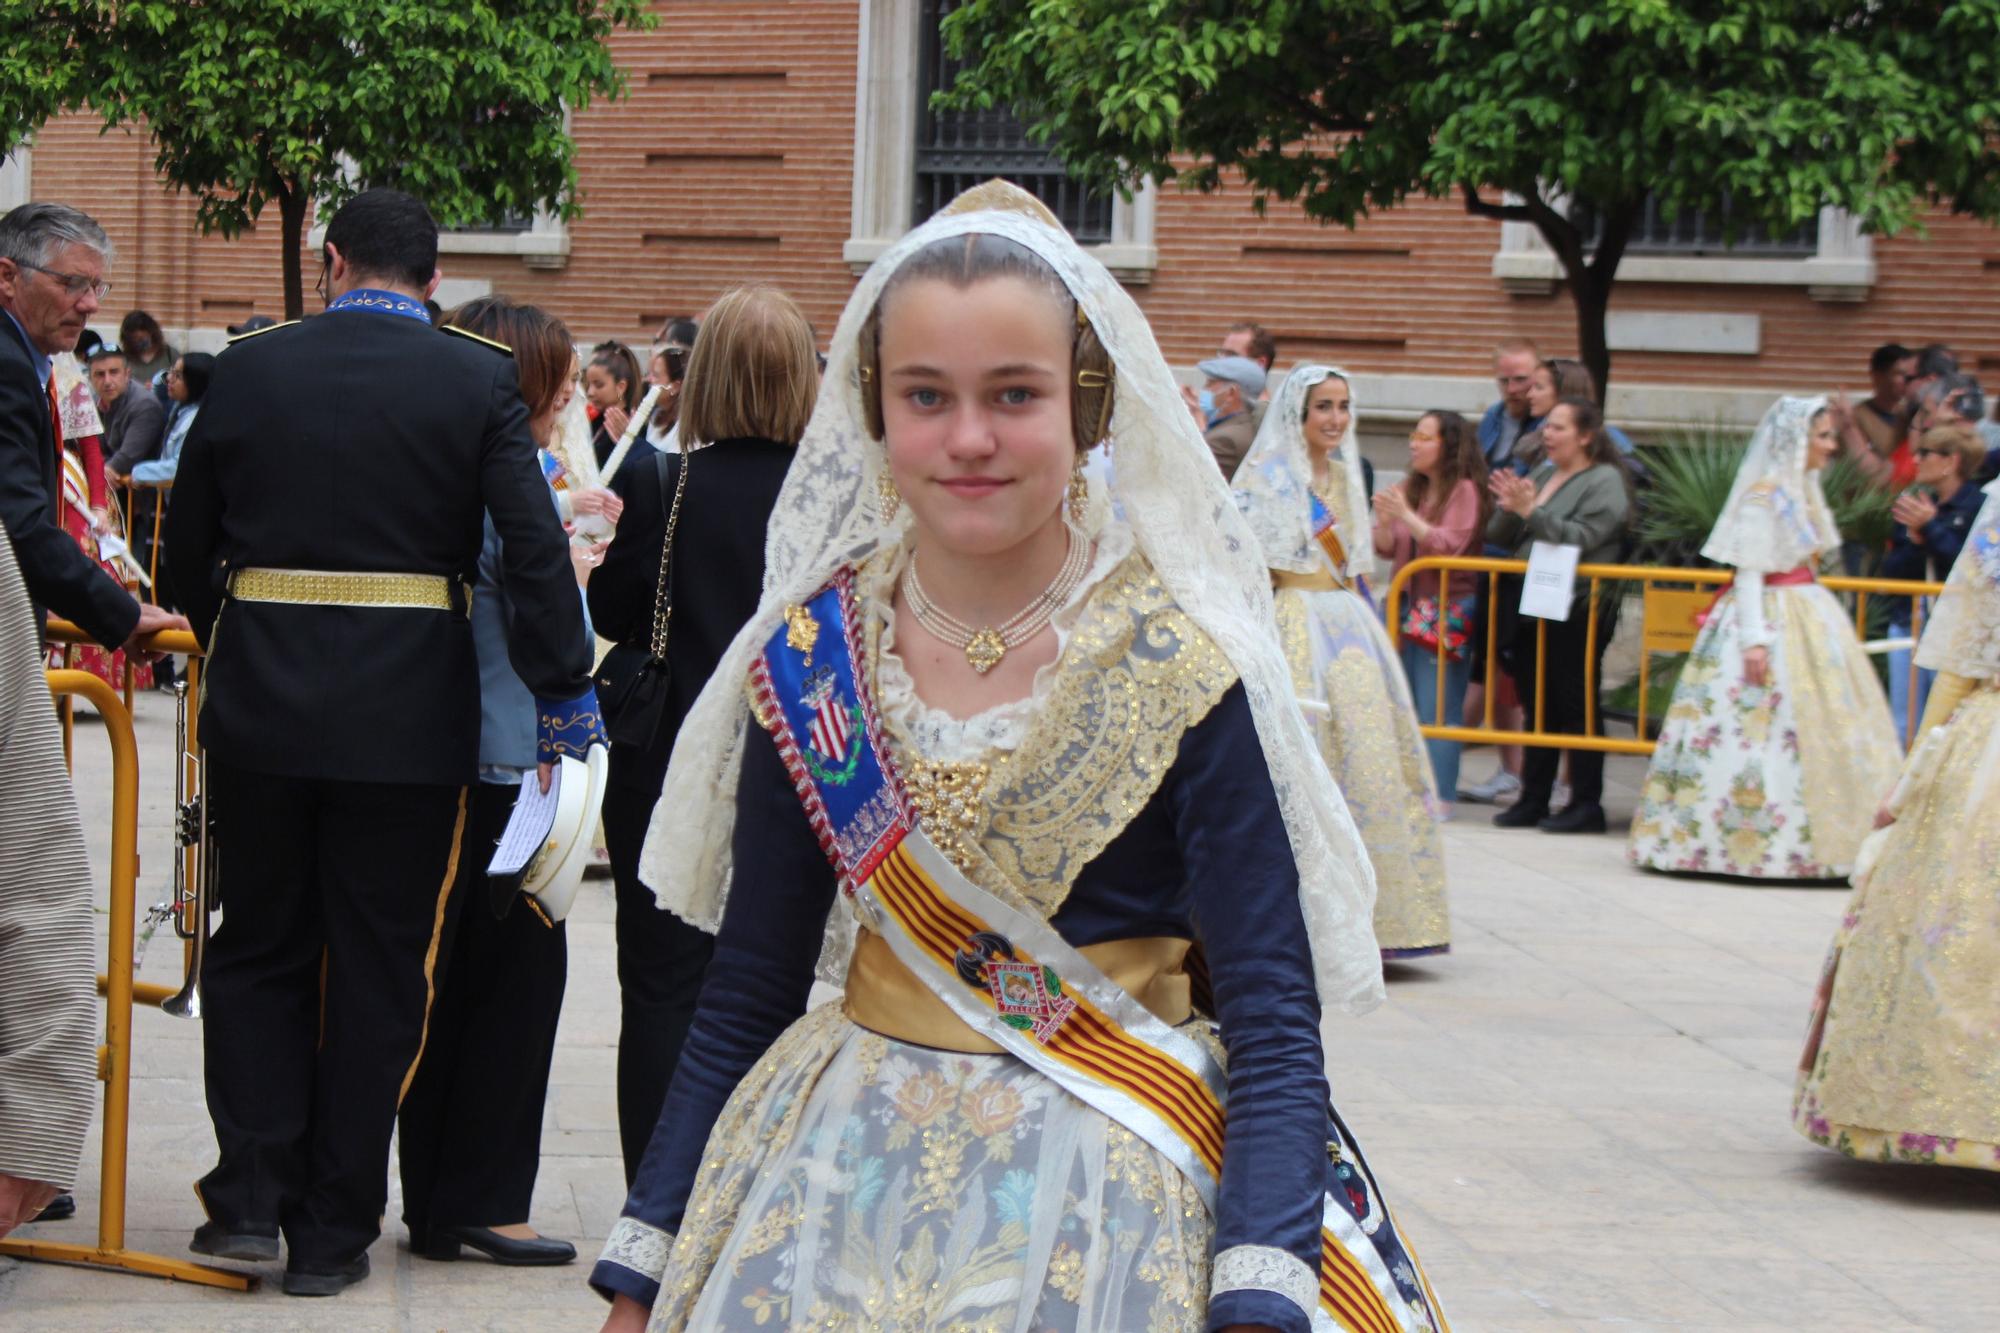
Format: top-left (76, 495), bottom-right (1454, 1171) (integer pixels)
top-left (1489, 470), bottom-right (1537, 517)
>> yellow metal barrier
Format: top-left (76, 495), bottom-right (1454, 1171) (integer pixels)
top-left (0, 665), bottom-right (248, 1290)
top-left (1381, 556), bottom-right (1944, 755)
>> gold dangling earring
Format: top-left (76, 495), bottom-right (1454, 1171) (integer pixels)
top-left (876, 470), bottom-right (901, 522)
top-left (1067, 455), bottom-right (1089, 526)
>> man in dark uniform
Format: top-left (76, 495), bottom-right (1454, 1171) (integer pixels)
top-left (0, 202), bottom-right (180, 651)
top-left (167, 189), bottom-right (604, 1296)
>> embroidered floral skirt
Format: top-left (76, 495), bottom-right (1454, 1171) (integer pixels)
top-left (1274, 586), bottom-right (1449, 957)
top-left (1793, 687), bottom-right (2000, 1172)
top-left (647, 1003), bottom-right (1214, 1331)
top-left (1627, 584), bottom-right (1900, 879)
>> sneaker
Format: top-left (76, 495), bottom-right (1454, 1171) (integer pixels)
top-left (1457, 770), bottom-right (1521, 804)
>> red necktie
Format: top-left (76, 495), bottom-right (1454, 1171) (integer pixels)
top-left (46, 374), bottom-right (67, 526)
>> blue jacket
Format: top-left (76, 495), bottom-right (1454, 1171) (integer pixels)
top-left (1881, 480), bottom-right (1985, 590)
top-left (1477, 400), bottom-right (1541, 471)
top-left (471, 491), bottom-right (591, 777)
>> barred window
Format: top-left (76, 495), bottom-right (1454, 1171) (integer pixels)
top-left (914, 0), bottom-right (1112, 244)
top-left (1575, 193), bottom-right (1818, 258)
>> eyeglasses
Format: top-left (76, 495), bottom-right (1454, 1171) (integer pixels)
top-left (1407, 431), bottom-right (1442, 444)
top-left (1914, 446), bottom-right (1951, 458)
top-left (15, 260), bottom-right (111, 301)
top-left (314, 260), bottom-right (329, 305)
top-left (1496, 374), bottom-right (1533, 387)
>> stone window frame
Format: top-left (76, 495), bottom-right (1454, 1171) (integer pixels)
top-left (1492, 199), bottom-right (1875, 304)
top-left (844, 0), bottom-right (1157, 282)
top-left (0, 146), bottom-right (31, 214)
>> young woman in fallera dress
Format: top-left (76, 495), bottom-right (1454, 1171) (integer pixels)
top-left (1794, 480), bottom-right (2000, 1171)
top-left (1232, 367), bottom-right (1449, 959)
top-left (588, 183), bottom-right (1448, 1333)
top-left (1627, 396), bottom-right (1901, 879)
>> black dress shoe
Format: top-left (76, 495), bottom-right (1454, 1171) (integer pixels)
top-left (30, 1193), bottom-right (75, 1223)
top-left (420, 1224), bottom-right (577, 1266)
top-left (283, 1253), bottom-right (369, 1296)
top-left (1492, 801), bottom-right (1550, 828)
top-left (190, 1218), bottom-right (280, 1262)
top-left (1539, 802), bottom-right (1608, 834)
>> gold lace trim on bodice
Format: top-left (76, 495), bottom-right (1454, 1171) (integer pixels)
top-left (860, 548), bottom-right (1238, 918)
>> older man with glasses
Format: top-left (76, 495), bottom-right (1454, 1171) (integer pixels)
top-left (0, 201), bottom-right (181, 654)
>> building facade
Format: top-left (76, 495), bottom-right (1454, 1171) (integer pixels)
top-left (14, 0), bottom-right (2000, 439)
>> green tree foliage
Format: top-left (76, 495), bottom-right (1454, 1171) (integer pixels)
top-left (941, 0), bottom-right (2000, 395)
top-left (0, 3), bottom-right (97, 157)
top-left (73, 0), bottom-right (654, 317)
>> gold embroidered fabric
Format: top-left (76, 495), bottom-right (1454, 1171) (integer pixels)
top-left (1794, 687), bottom-right (2000, 1171)
top-left (1274, 583), bottom-right (1449, 954)
top-left (228, 566), bottom-right (458, 612)
top-left (860, 548), bottom-right (1238, 918)
top-left (647, 1003), bottom-right (1213, 1332)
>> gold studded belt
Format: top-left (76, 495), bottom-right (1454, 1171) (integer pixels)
top-left (227, 567), bottom-right (470, 616)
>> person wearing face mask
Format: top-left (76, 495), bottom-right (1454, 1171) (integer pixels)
top-left (1193, 353), bottom-right (1265, 478)
top-left (116, 309), bottom-right (175, 392)
top-left (1235, 364), bottom-right (1450, 958)
top-left (1628, 397), bottom-right (1900, 876)
top-left (591, 183), bottom-right (1446, 1333)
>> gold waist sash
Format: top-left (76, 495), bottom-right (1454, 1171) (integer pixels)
top-left (228, 567), bottom-right (464, 614)
top-left (1272, 567), bottom-right (1345, 593)
top-left (843, 928), bottom-right (1193, 1054)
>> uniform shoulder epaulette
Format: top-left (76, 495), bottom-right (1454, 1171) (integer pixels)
top-left (440, 324), bottom-right (513, 357)
top-left (223, 320), bottom-right (299, 347)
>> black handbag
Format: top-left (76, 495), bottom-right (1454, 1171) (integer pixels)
top-left (595, 448), bottom-right (689, 750)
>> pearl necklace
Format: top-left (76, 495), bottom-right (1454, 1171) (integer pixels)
top-left (902, 526), bottom-right (1089, 674)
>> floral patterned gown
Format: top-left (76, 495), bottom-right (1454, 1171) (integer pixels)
top-left (1627, 570), bottom-right (1900, 878)
top-left (591, 544), bottom-right (1443, 1333)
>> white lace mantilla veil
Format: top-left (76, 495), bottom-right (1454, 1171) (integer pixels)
top-left (637, 181), bottom-right (1386, 1015)
top-left (1230, 365), bottom-right (1373, 579)
top-left (1915, 478), bottom-right (2000, 680)
top-left (1700, 394), bottom-right (1841, 573)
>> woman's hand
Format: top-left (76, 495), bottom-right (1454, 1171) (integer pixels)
top-left (1891, 492), bottom-right (1937, 537)
top-left (604, 405), bottom-right (631, 441)
top-left (1489, 470), bottom-right (1535, 517)
top-left (88, 506), bottom-right (112, 535)
top-left (571, 487), bottom-right (626, 524)
top-left (600, 1294), bottom-right (651, 1333)
top-left (1372, 486), bottom-right (1410, 525)
top-left (1742, 645), bottom-right (1770, 688)
top-left (570, 537), bottom-right (611, 585)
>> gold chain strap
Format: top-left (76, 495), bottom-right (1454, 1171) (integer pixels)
top-left (647, 449), bottom-right (691, 661)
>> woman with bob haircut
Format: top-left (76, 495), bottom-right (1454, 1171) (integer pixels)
top-left (587, 283), bottom-right (817, 1187)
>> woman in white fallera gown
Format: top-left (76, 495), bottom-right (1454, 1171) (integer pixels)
top-left (1795, 480), bottom-right (2000, 1170)
top-left (1232, 366), bottom-right (1449, 958)
top-left (1628, 396), bottom-right (1900, 879)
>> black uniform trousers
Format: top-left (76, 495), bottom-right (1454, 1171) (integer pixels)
top-left (1501, 591), bottom-right (1620, 809)
top-left (398, 780), bottom-right (568, 1236)
top-left (196, 761), bottom-right (467, 1266)
top-left (603, 780), bottom-right (714, 1185)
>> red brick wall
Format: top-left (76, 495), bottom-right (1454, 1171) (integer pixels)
top-left (26, 0), bottom-right (2000, 403)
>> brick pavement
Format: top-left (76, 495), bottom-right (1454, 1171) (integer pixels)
top-left (4, 691), bottom-right (1996, 1331)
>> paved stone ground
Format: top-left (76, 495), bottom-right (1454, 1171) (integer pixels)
top-left (5, 688), bottom-right (1998, 1330)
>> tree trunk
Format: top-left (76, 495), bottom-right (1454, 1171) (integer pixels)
top-left (1533, 198), bottom-right (1639, 405)
top-left (277, 182), bottom-right (308, 321)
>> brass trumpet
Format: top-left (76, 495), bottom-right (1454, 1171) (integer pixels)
top-left (161, 680), bottom-right (214, 1021)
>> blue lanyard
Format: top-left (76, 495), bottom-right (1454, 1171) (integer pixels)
top-left (326, 287), bottom-right (432, 324)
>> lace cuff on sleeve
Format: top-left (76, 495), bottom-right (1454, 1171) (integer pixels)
top-left (1732, 569), bottom-right (1772, 649)
top-left (597, 1216), bottom-right (674, 1291)
top-left (1212, 1242), bottom-right (1318, 1320)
